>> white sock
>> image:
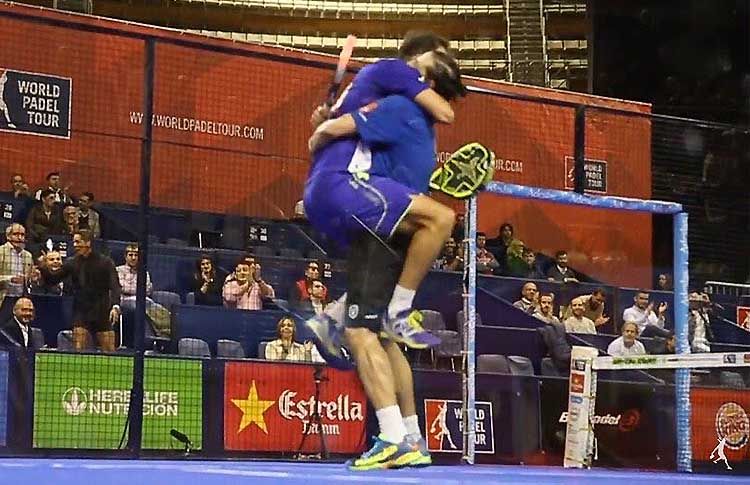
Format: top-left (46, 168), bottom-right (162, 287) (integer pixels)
top-left (375, 405), bottom-right (407, 444)
top-left (324, 293), bottom-right (347, 327)
top-left (388, 285), bottom-right (416, 320)
top-left (403, 414), bottom-right (421, 438)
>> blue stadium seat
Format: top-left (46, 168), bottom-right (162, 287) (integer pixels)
top-left (477, 354), bottom-right (510, 374)
top-left (185, 292), bottom-right (195, 305)
top-left (30, 327), bottom-right (45, 350)
top-left (217, 339), bottom-right (246, 358)
top-left (178, 337), bottom-right (211, 357)
top-left (507, 355), bottom-right (534, 376)
top-left (258, 342), bottom-right (269, 359)
top-left (151, 290), bottom-right (181, 311)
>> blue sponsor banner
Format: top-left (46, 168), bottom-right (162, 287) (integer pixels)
top-left (424, 399), bottom-right (495, 454)
top-left (0, 68), bottom-right (72, 138)
top-left (0, 351), bottom-right (8, 446)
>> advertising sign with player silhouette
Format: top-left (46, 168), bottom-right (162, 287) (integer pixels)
top-left (0, 68), bottom-right (71, 138)
top-left (423, 399), bottom-right (494, 454)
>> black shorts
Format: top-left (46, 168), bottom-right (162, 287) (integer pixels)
top-left (73, 311), bottom-right (112, 334)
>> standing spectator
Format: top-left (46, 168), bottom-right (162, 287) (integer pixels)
top-left (562, 288), bottom-right (610, 327)
top-left (0, 224), bottom-right (33, 320)
top-left (0, 297), bottom-right (35, 349)
top-left (486, 222), bottom-right (514, 268)
top-left (434, 237), bottom-right (463, 271)
top-left (476, 232), bottom-right (499, 275)
top-left (264, 316), bottom-right (323, 363)
top-left (522, 249), bottom-right (543, 279)
top-left (504, 239), bottom-right (528, 277)
top-left (450, 213), bottom-right (465, 243)
top-left (29, 250), bottom-right (68, 296)
top-left (563, 297), bottom-right (596, 334)
top-left (688, 292), bottom-right (713, 353)
top-left (533, 292), bottom-right (561, 325)
top-left (34, 171), bottom-right (72, 205)
top-left (7, 174), bottom-right (33, 224)
top-left (25, 189), bottom-right (64, 245)
top-left (290, 260), bottom-right (326, 305)
top-left (192, 255), bottom-right (223, 306)
top-left (62, 205), bottom-right (79, 236)
top-left (35, 230), bottom-right (121, 352)
top-left (223, 258), bottom-right (275, 310)
top-left (513, 282), bottom-right (538, 314)
top-left (76, 192), bottom-right (100, 239)
top-left (607, 321), bottom-right (646, 356)
top-left (622, 290), bottom-right (667, 335)
top-left (546, 250), bottom-right (579, 283)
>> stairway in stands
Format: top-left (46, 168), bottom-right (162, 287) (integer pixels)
top-left (506, 0), bottom-right (546, 86)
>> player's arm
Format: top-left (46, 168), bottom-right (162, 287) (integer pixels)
top-left (308, 114), bottom-right (357, 153)
top-left (414, 89), bottom-right (454, 124)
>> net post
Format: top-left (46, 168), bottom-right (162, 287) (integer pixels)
top-left (462, 196), bottom-right (477, 464)
top-left (673, 211), bottom-right (691, 472)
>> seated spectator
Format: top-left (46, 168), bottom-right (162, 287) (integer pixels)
top-left (546, 250), bottom-right (579, 283)
top-left (537, 309), bottom-right (570, 372)
top-left (309, 279), bottom-right (328, 316)
top-left (62, 204), bottom-right (79, 236)
top-left (25, 189), bottom-right (64, 245)
top-left (533, 292), bottom-right (560, 325)
top-left (434, 237), bottom-right (463, 271)
top-left (264, 315), bottom-right (323, 363)
top-left (115, 244), bottom-right (171, 337)
top-left (622, 290), bottom-right (667, 335)
top-left (688, 292), bottom-right (713, 353)
top-left (450, 213), bottom-right (465, 243)
top-left (29, 250), bottom-right (68, 296)
top-left (648, 331), bottom-right (676, 355)
top-left (656, 273), bottom-right (672, 291)
top-left (476, 232), bottom-right (499, 275)
top-left (607, 321), bottom-right (646, 356)
top-left (563, 297), bottom-right (596, 334)
top-left (0, 297), bottom-right (35, 349)
top-left (192, 255), bottom-right (223, 306)
top-left (6, 173), bottom-right (34, 224)
top-left (522, 249), bottom-right (544, 279)
top-left (513, 282), bottom-right (538, 315)
top-left (562, 288), bottom-right (610, 328)
top-left (0, 224), bottom-right (33, 320)
top-left (290, 260), bottom-right (326, 305)
top-left (223, 257), bottom-right (275, 310)
top-left (486, 222), bottom-right (514, 268)
top-left (76, 192), bottom-right (101, 239)
top-left (224, 255), bottom-right (255, 283)
top-left (33, 171), bottom-right (72, 205)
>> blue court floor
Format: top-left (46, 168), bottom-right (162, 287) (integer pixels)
top-left (0, 459), bottom-right (748, 484)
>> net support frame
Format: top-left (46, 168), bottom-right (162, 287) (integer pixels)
top-left (465, 181), bottom-right (688, 470)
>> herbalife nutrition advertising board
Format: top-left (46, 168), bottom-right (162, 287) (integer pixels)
top-left (33, 353), bottom-right (203, 449)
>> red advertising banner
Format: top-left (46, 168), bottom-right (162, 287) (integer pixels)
top-left (223, 361), bottom-right (367, 453)
top-left (692, 388), bottom-right (750, 464)
top-left (737, 307), bottom-right (750, 330)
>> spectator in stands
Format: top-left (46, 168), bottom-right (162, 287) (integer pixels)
top-left (622, 290), bottom-right (667, 335)
top-left (607, 321), bottom-right (646, 357)
top-left (264, 315), bottom-right (323, 363)
top-left (292, 199), bottom-right (306, 221)
top-left (533, 292), bottom-right (560, 325)
top-left (192, 255), bottom-right (223, 306)
top-left (487, 222), bottom-right (514, 270)
top-left (434, 237), bottom-right (463, 271)
top-left (34, 171), bottom-right (72, 205)
top-left (223, 257), bottom-right (275, 310)
top-left (76, 192), bottom-right (100, 239)
top-left (62, 204), bottom-right (79, 236)
top-left (522, 249), bottom-right (543, 279)
top-left (649, 331), bottom-right (676, 355)
top-left (563, 297), bottom-right (596, 334)
top-left (25, 189), bottom-right (64, 245)
top-left (29, 250), bottom-right (68, 296)
top-left (0, 224), bottom-right (33, 321)
top-left (562, 288), bottom-right (610, 328)
top-left (308, 279), bottom-right (328, 316)
top-left (504, 239), bottom-right (530, 277)
top-left (656, 273), bottom-right (672, 291)
top-left (546, 250), bottom-right (578, 283)
top-left (451, 213), bottom-right (465, 243)
top-left (688, 292), bottom-right (713, 353)
top-left (116, 244), bottom-right (171, 337)
top-left (35, 230), bottom-right (121, 352)
top-left (476, 232), bottom-right (499, 275)
top-left (224, 255), bottom-right (256, 284)
top-left (513, 282), bottom-right (538, 314)
top-left (290, 260), bottom-right (327, 305)
top-left (7, 173), bottom-right (33, 224)
top-left (0, 297), bottom-right (35, 349)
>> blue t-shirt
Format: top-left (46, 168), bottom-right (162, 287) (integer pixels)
top-left (309, 59), bottom-right (429, 179)
top-left (353, 95), bottom-right (436, 192)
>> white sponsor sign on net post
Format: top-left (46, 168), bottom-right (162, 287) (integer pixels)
top-left (564, 346), bottom-right (600, 468)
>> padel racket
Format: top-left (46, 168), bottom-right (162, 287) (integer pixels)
top-left (325, 34), bottom-right (357, 107)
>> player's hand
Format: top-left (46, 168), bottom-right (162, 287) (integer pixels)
top-left (310, 104), bottom-right (331, 129)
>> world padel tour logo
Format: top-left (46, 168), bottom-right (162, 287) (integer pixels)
top-left (423, 399), bottom-right (494, 454)
top-left (0, 68), bottom-right (72, 138)
top-left (61, 387), bottom-right (180, 417)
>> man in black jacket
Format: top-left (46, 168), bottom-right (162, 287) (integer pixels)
top-left (0, 297), bottom-right (34, 349)
top-left (36, 230), bottom-right (121, 351)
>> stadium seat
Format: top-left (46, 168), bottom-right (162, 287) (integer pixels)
top-left (217, 339), bottom-right (246, 358)
top-left (30, 327), bottom-right (45, 350)
top-left (151, 291), bottom-right (181, 311)
top-left (434, 330), bottom-right (462, 371)
top-left (56, 330), bottom-right (82, 351)
top-left (540, 357), bottom-right (562, 377)
top-left (250, 246), bottom-right (275, 257)
top-left (278, 248), bottom-right (302, 259)
top-left (185, 292), bottom-right (195, 305)
top-left (421, 310), bottom-right (446, 333)
top-left (719, 371), bottom-right (745, 389)
top-left (178, 337), bottom-right (211, 357)
top-left (477, 354), bottom-right (510, 374)
top-left (258, 341), bottom-right (269, 359)
top-left (507, 355), bottom-right (534, 376)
